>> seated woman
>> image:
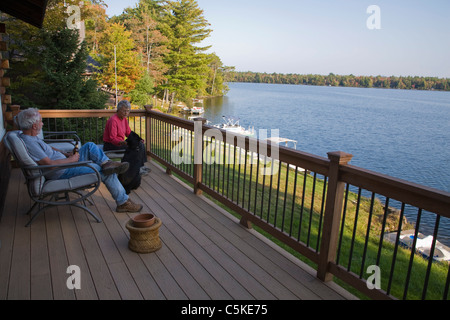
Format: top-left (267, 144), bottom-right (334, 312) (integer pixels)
top-left (103, 100), bottom-right (132, 151)
top-left (103, 100), bottom-right (149, 176)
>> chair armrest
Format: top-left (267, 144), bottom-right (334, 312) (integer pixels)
top-left (43, 138), bottom-right (79, 143)
top-left (45, 131), bottom-right (78, 134)
top-left (43, 131), bottom-right (81, 143)
top-left (24, 161), bottom-right (100, 180)
top-left (104, 149), bottom-right (125, 155)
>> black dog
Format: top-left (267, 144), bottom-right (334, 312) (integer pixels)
top-left (119, 131), bottom-right (147, 194)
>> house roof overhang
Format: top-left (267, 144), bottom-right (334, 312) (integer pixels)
top-left (0, 0), bottom-right (49, 28)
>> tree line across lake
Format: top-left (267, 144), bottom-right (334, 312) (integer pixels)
top-left (228, 71), bottom-right (450, 91)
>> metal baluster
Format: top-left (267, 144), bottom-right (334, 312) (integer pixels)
top-left (360, 192), bottom-right (376, 278)
top-left (376, 197), bottom-right (390, 267)
top-left (289, 166), bottom-right (298, 237)
top-left (387, 202), bottom-right (406, 295)
top-left (281, 164), bottom-right (290, 233)
top-left (422, 214), bottom-right (441, 300)
top-left (297, 171), bottom-right (308, 242)
top-left (273, 161), bottom-right (283, 228)
top-left (307, 172), bottom-right (317, 247)
top-left (348, 187), bottom-right (362, 271)
top-left (316, 175), bottom-right (328, 252)
top-left (403, 208), bottom-right (422, 300)
top-left (336, 183), bottom-right (350, 265)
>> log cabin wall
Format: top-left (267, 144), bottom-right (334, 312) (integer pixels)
top-left (0, 1), bottom-right (49, 219)
top-left (0, 23), bottom-right (11, 220)
top-left (0, 140), bottom-right (11, 221)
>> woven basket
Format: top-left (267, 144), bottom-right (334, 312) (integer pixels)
top-left (126, 217), bottom-right (162, 253)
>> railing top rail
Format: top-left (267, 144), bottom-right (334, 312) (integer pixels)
top-left (147, 107), bottom-right (331, 175)
top-left (341, 164), bottom-right (450, 218)
top-left (148, 109), bottom-right (196, 131)
top-left (39, 109), bottom-right (147, 118)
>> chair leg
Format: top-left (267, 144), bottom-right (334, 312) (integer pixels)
top-left (72, 190), bottom-right (94, 206)
top-left (25, 202), bottom-right (102, 227)
top-left (85, 197), bottom-right (94, 206)
top-left (25, 203), bottom-right (102, 226)
top-left (71, 203), bottom-right (102, 223)
top-left (25, 204), bottom-right (52, 227)
top-left (25, 202), bottom-right (39, 216)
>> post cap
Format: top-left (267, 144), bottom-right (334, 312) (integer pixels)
top-left (327, 151), bottom-right (353, 164)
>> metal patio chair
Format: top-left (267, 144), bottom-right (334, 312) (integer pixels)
top-left (13, 115), bottom-right (82, 153)
top-left (4, 130), bottom-right (102, 227)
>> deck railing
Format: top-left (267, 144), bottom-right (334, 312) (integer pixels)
top-left (35, 107), bottom-right (450, 300)
top-left (38, 109), bottom-right (148, 145)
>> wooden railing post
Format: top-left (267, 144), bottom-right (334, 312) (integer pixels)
top-left (193, 117), bottom-right (206, 195)
top-left (144, 105), bottom-right (152, 159)
top-left (317, 151), bottom-right (353, 282)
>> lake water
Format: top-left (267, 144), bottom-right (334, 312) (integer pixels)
top-left (194, 82), bottom-right (450, 245)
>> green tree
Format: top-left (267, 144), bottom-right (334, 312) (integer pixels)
top-left (160, 0), bottom-right (212, 112)
top-left (37, 28), bottom-right (108, 109)
top-left (129, 73), bottom-right (155, 106)
top-left (7, 26), bottom-right (107, 109)
top-left (204, 53), bottom-right (231, 97)
top-left (3, 0), bottom-right (109, 109)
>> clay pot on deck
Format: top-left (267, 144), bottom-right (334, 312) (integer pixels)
top-left (131, 213), bottom-right (155, 228)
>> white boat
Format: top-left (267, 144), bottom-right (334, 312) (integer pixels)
top-left (263, 137), bottom-right (305, 172)
top-left (384, 230), bottom-right (450, 262)
top-left (191, 106), bottom-right (204, 114)
top-left (214, 116), bottom-right (256, 137)
top-left (264, 137), bottom-right (297, 150)
top-left (180, 106), bottom-right (191, 113)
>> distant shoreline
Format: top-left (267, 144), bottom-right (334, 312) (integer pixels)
top-left (228, 71), bottom-right (450, 92)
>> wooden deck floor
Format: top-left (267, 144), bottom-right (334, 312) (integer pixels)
top-left (0, 160), bottom-right (356, 300)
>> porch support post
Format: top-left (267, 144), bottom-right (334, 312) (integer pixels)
top-left (144, 105), bottom-right (152, 159)
top-left (193, 118), bottom-right (206, 195)
top-left (317, 151), bottom-right (353, 282)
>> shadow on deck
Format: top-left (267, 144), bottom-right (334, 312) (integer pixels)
top-left (0, 160), bottom-right (356, 300)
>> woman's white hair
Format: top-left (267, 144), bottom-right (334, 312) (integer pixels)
top-left (16, 108), bottom-right (41, 130)
top-left (117, 100), bottom-right (131, 111)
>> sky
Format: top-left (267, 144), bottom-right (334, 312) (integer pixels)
top-left (104, 0), bottom-right (450, 78)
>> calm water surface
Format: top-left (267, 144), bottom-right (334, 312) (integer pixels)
top-left (195, 82), bottom-right (450, 244)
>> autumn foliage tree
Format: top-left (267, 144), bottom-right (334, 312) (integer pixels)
top-left (118, 1), bottom-right (169, 84)
top-left (95, 23), bottom-right (145, 93)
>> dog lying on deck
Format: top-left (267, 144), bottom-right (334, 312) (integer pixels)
top-left (118, 131), bottom-right (147, 194)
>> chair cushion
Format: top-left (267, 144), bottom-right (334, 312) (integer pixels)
top-left (42, 173), bottom-right (99, 195)
top-left (97, 144), bottom-right (125, 159)
top-left (4, 131), bottom-right (45, 197)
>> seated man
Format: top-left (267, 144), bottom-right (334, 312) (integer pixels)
top-left (16, 108), bottom-right (143, 213)
top-left (103, 99), bottom-right (150, 176)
